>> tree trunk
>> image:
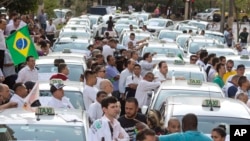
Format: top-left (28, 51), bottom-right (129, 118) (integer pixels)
top-left (227, 0), bottom-right (234, 28)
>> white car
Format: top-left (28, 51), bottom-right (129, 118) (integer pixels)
top-left (146, 18), bottom-right (174, 33)
top-left (0, 107), bottom-right (89, 140)
top-left (195, 8), bottom-right (220, 21)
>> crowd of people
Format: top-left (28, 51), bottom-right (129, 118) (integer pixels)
top-left (0, 9), bottom-right (249, 141)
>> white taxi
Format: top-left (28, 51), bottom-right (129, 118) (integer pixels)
top-left (143, 79), bottom-right (225, 112)
top-left (0, 107), bottom-right (89, 141)
top-left (158, 96), bottom-right (250, 140)
top-left (39, 81), bottom-right (85, 110)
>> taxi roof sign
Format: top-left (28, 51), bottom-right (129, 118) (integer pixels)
top-left (35, 107), bottom-right (55, 115)
top-left (240, 55), bottom-right (249, 59)
top-left (50, 79), bottom-right (64, 85)
top-left (187, 79), bottom-right (202, 85)
top-left (202, 99), bottom-right (220, 108)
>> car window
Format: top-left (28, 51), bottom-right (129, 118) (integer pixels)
top-left (37, 64), bottom-right (83, 81)
top-left (158, 32), bottom-right (181, 40)
top-left (53, 42), bottom-right (89, 52)
top-left (40, 90), bottom-right (85, 110)
top-left (143, 47), bottom-right (183, 56)
top-left (174, 116), bottom-right (250, 134)
top-left (0, 124), bottom-right (86, 141)
top-left (154, 90), bottom-right (223, 110)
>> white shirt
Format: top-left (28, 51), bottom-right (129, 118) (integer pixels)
top-left (237, 49), bottom-right (249, 55)
top-left (10, 94), bottom-right (25, 107)
top-left (125, 74), bottom-right (143, 87)
top-left (47, 96), bottom-right (74, 109)
top-left (119, 68), bottom-right (132, 94)
top-left (95, 77), bottom-right (104, 90)
top-left (16, 66), bottom-right (38, 83)
top-left (83, 85), bottom-right (98, 110)
top-left (207, 67), bottom-right (216, 82)
top-left (154, 70), bottom-right (168, 82)
top-left (102, 45), bottom-right (114, 62)
top-left (88, 115), bottom-right (129, 141)
top-left (139, 60), bottom-right (155, 77)
top-left (196, 59), bottom-right (205, 69)
top-left (46, 23), bottom-right (56, 34)
top-left (3, 50), bottom-right (16, 77)
top-left (5, 23), bottom-right (22, 36)
top-left (125, 39), bottom-right (137, 48)
top-left (222, 81), bottom-right (234, 97)
top-left (88, 101), bottom-right (103, 122)
top-left (135, 79), bottom-right (161, 108)
top-left (0, 29), bottom-right (6, 50)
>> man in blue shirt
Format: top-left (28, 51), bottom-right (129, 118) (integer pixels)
top-left (158, 113), bottom-right (212, 141)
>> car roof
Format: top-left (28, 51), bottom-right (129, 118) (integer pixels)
top-left (160, 80), bottom-right (222, 92)
top-left (159, 30), bottom-right (183, 33)
top-left (56, 37), bottom-right (90, 43)
top-left (0, 108), bottom-right (87, 126)
top-left (166, 96), bottom-right (250, 119)
top-left (146, 41), bottom-right (179, 48)
top-left (149, 18), bottom-right (173, 21)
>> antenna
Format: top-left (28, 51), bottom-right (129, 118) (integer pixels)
top-left (208, 88), bottom-right (214, 111)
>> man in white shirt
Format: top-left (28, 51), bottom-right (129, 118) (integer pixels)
top-left (9, 83), bottom-right (28, 107)
top-left (94, 65), bottom-right (106, 89)
top-left (125, 64), bottom-right (143, 98)
top-left (3, 49), bottom-right (16, 78)
top-left (88, 91), bottom-right (108, 123)
top-left (135, 72), bottom-right (161, 109)
top-left (0, 83), bottom-right (11, 105)
top-left (16, 56), bottom-right (38, 83)
top-left (139, 52), bottom-right (157, 77)
top-left (119, 59), bottom-right (135, 99)
top-left (102, 38), bottom-right (117, 63)
top-left (47, 81), bottom-right (74, 109)
top-left (83, 70), bottom-right (98, 110)
top-left (154, 61), bottom-right (168, 82)
top-left (88, 96), bottom-right (129, 140)
top-left (5, 17), bottom-right (22, 36)
top-left (0, 19), bottom-right (7, 71)
top-left (100, 79), bottom-right (114, 96)
top-left (125, 33), bottom-right (149, 49)
top-left (235, 43), bottom-right (249, 55)
top-left (46, 19), bottom-right (56, 44)
top-left (195, 50), bottom-right (208, 70)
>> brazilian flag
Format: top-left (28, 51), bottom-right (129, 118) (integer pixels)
top-left (6, 25), bottom-right (38, 65)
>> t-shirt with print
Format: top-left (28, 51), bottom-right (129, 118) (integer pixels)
top-left (118, 113), bottom-right (147, 141)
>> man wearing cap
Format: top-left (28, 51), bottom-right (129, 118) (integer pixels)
top-left (47, 80), bottom-right (74, 109)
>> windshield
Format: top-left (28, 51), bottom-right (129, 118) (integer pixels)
top-left (143, 47), bottom-right (183, 56)
top-left (205, 33), bottom-right (225, 43)
top-left (37, 64), bottom-right (83, 81)
top-left (148, 20), bottom-right (166, 27)
top-left (54, 11), bottom-right (66, 18)
top-left (136, 15), bottom-right (148, 21)
top-left (232, 60), bottom-right (250, 68)
top-left (176, 37), bottom-right (189, 48)
top-left (154, 90), bottom-right (222, 110)
top-left (53, 42), bottom-right (89, 52)
top-left (115, 25), bottom-right (138, 34)
top-left (203, 9), bottom-right (213, 13)
top-left (174, 116), bottom-right (250, 134)
top-left (207, 50), bottom-right (235, 56)
top-left (40, 90), bottom-right (85, 110)
top-left (158, 32), bottom-right (181, 40)
top-left (188, 42), bottom-right (219, 54)
top-left (189, 22), bottom-right (206, 30)
top-left (59, 32), bottom-right (91, 39)
top-left (0, 124), bottom-right (85, 141)
top-left (116, 20), bottom-right (138, 25)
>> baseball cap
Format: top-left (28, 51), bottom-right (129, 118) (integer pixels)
top-left (50, 79), bottom-right (65, 93)
top-left (237, 64), bottom-right (245, 70)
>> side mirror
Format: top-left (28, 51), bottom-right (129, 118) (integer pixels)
top-left (141, 105), bottom-right (148, 115)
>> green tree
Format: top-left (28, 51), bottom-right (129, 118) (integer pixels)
top-left (44, 0), bottom-right (59, 19)
top-left (6, 0), bottom-right (38, 14)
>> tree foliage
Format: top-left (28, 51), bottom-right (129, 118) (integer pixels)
top-left (5, 0), bottom-right (38, 14)
top-left (44, 0), bottom-right (59, 19)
